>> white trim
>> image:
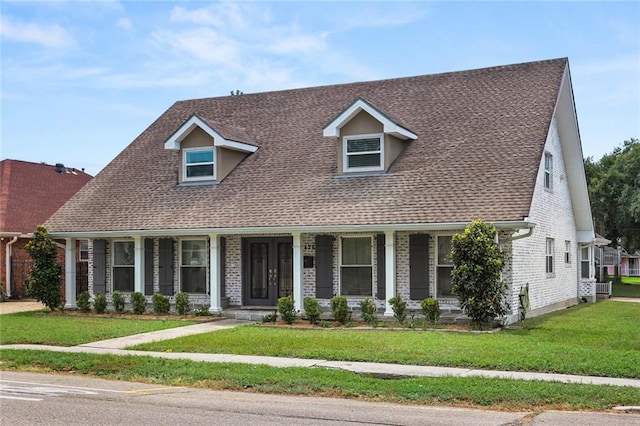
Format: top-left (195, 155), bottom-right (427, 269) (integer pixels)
top-left (209, 234), bottom-right (222, 314)
top-left (164, 115), bottom-right (257, 153)
top-left (183, 147), bottom-right (216, 182)
top-left (178, 238), bottom-right (208, 294)
top-left (49, 220), bottom-right (535, 239)
top-left (323, 98), bottom-right (417, 140)
top-left (111, 239), bottom-right (135, 293)
top-left (64, 238), bottom-right (77, 309)
top-left (339, 235), bottom-right (374, 297)
top-left (383, 230), bottom-right (396, 317)
top-left (133, 236), bottom-right (144, 293)
top-left (292, 233), bottom-right (304, 312)
top-left (343, 133), bottom-right (384, 173)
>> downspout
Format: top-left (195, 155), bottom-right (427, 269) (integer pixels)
top-left (5, 236), bottom-right (18, 298)
top-left (510, 224), bottom-right (535, 323)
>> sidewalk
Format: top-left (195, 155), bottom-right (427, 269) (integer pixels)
top-left (0, 299), bottom-right (45, 315)
top-left (2, 319), bottom-right (640, 390)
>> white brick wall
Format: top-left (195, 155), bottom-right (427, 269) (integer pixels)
top-left (512, 117), bottom-right (579, 317)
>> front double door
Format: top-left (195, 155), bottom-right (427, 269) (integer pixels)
top-left (244, 237), bottom-right (293, 306)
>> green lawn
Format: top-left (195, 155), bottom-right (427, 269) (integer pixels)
top-left (1, 349), bottom-right (638, 411)
top-left (132, 301), bottom-right (640, 378)
top-left (613, 277), bottom-right (640, 297)
top-left (0, 312), bottom-right (195, 346)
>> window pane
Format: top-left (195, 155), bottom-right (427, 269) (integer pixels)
top-left (342, 238), bottom-right (371, 265)
top-left (437, 236), bottom-right (452, 265)
top-left (437, 266), bottom-right (454, 297)
top-left (113, 267), bottom-right (134, 291)
top-left (347, 138), bottom-right (380, 153)
top-left (341, 267), bottom-right (372, 296)
top-left (181, 267), bottom-right (206, 293)
top-left (182, 240), bottom-right (206, 266)
top-left (186, 150), bottom-right (214, 164)
top-left (581, 261), bottom-right (590, 279)
top-left (114, 241), bottom-right (134, 266)
top-left (581, 247), bottom-right (589, 260)
top-left (186, 164), bottom-right (214, 178)
top-left (348, 153), bottom-right (381, 168)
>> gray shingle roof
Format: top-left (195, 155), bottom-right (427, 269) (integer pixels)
top-left (46, 58), bottom-right (568, 233)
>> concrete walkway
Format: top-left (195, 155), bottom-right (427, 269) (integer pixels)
top-left (2, 318), bottom-right (640, 390)
top-left (0, 299), bottom-right (46, 315)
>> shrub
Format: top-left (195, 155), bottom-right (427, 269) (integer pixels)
top-left (388, 295), bottom-right (407, 325)
top-left (262, 312), bottom-right (277, 323)
top-left (24, 225), bottom-right (62, 311)
top-left (152, 293), bottom-right (170, 315)
top-left (112, 291), bottom-right (125, 313)
top-left (330, 295), bottom-right (350, 325)
top-left (319, 320), bottom-right (331, 328)
top-left (421, 298), bottom-right (441, 325)
top-left (76, 291), bottom-right (91, 312)
top-left (175, 292), bottom-right (190, 315)
top-left (93, 293), bottom-right (107, 314)
top-left (131, 292), bottom-right (147, 314)
top-left (359, 298), bottom-right (378, 327)
top-left (451, 219), bottom-right (510, 329)
top-left (193, 305), bottom-right (212, 316)
top-left (278, 296), bottom-right (296, 324)
top-left (303, 297), bottom-right (322, 325)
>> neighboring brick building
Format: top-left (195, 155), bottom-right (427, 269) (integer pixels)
top-left (46, 58), bottom-right (596, 323)
top-left (0, 160), bottom-right (92, 299)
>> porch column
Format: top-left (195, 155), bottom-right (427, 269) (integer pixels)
top-left (384, 230), bottom-right (396, 317)
top-left (292, 233), bottom-right (304, 312)
top-left (64, 238), bottom-right (77, 309)
top-left (209, 234), bottom-right (222, 314)
top-left (133, 236), bottom-right (144, 293)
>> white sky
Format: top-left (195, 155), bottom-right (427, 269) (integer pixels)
top-left (1, 1), bottom-right (639, 176)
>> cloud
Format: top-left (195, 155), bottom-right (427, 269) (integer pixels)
top-left (117, 17), bottom-right (133, 32)
top-left (0, 15), bottom-right (74, 48)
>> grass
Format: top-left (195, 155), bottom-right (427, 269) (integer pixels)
top-left (612, 276), bottom-right (640, 297)
top-left (132, 301), bottom-right (640, 378)
top-left (1, 349), bottom-right (638, 411)
top-left (0, 311), bottom-right (195, 346)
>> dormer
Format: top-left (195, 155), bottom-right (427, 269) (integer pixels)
top-left (164, 115), bottom-right (258, 184)
top-left (323, 98), bottom-right (417, 174)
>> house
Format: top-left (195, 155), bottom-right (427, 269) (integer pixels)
top-left (0, 160), bottom-right (92, 299)
top-left (621, 250), bottom-right (640, 277)
top-left (45, 58), bottom-right (597, 323)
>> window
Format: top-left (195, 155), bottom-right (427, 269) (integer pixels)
top-left (544, 152), bottom-right (553, 190)
top-left (340, 237), bottom-right (372, 296)
top-left (113, 241), bottom-right (134, 292)
top-left (184, 147), bottom-right (215, 181)
top-left (181, 240), bottom-right (207, 293)
top-left (343, 134), bottom-right (383, 172)
top-left (436, 236), bottom-right (455, 298)
top-left (79, 240), bottom-right (89, 261)
top-left (546, 238), bottom-right (555, 275)
top-left (581, 247), bottom-right (591, 279)
top-left (564, 240), bottom-right (571, 264)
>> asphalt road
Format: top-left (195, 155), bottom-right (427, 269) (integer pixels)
top-left (1, 371), bottom-right (638, 425)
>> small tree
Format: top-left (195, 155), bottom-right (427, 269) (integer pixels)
top-left (451, 219), bottom-right (510, 328)
top-left (24, 225), bottom-right (62, 311)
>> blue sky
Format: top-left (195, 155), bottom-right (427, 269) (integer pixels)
top-left (2, 1), bottom-right (639, 176)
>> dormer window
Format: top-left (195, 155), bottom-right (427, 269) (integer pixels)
top-left (184, 147), bottom-right (215, 181)
top-left (344, 134), bottom-right (383, 172)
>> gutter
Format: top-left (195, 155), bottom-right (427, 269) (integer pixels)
top-left (4, 236), bottom-right (18, 298)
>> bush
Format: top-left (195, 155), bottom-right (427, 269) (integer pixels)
top-left (152, 293), bottom-right (170, 315)
top-left (303, 297), bottom-right (322, 325)
top-left (112, 291), bottom-right (125, 313)
top-left (451, 219), bottom-right (510, 328)
top-left (175, 292), bottom-right (190, 315)
top-left (131, 292), bottom-right (147, 314)
top-left (93, 293), bottom-right (107, 314)
top-left (359, 298), bottom-right (378, 327)
top-left (278, 296), bottom-right (296, 324)
top-left (388, 295), bottom-right (407, 325)
top-left (76, 291), bottom-right (91, 312)
top-left (193, 306), bottom-right (212, 316)
top-left (330, 295), bottom-right (350, 325)
top-left (24, 225), bottom-right (62, 311)
top-left (421, 298), bottom-right (440, 325)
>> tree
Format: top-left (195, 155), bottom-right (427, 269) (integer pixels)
top-left (451, 219), bottom-right (510, 328)
top-left (585, 138), bottom-right (640, 253)
top-left (24, 225), bottom-right (63, 310)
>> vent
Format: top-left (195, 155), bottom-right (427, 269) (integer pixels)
top-left (55, 163), bottom-right (65, 173)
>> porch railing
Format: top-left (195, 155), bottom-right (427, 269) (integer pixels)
top-left (596, 281), bottom-right (612, 295)
top-left (626, 268), bottom-right (640, 277)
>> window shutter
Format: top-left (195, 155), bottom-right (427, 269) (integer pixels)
top-left (315, 235), bottom-right (334, 299)
top-left (159, 238), bottom-right (174, 296)
top-left (92, 239), bottom-right (106, 295)
top-left (220, 237), bottom-right (226, 298)
top-left (409, 234), bottom-right (430, 300)
top-left (376, 234), bottom-right (386, 300)
top-left (144, 239), bottom-right (154, 295)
